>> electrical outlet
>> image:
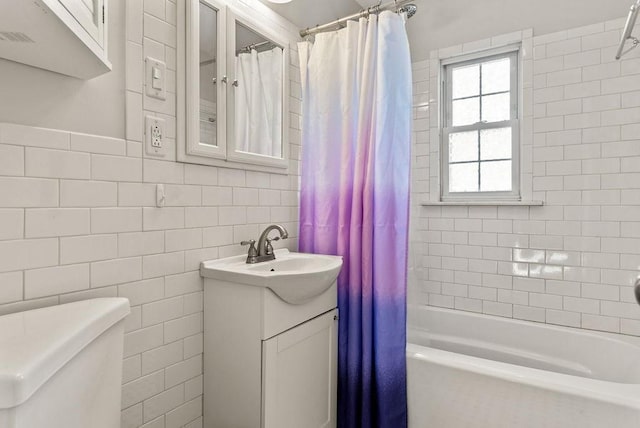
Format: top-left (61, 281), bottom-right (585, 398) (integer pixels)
top-left (145, 116), bottom-right (166, 157)
top-left (151, 125), bottom-right (162, 148)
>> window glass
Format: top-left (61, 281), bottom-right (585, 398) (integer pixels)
top-left (449, 131), bottom-right (478, 163)
top-left (450, 163), bottom-right (479, 193)
top-left (480, 161), bottom-right (512, 192)
top-left (452, 64), bottom-right (480, 99)
top-left (452, 98), bottom-right (480, 127)
top-left (482, 57), bottom-right (510, 94)
top-left (481, 93), bottom-right (510, 123)
top-left (480, 128), bottom-right (511, 160)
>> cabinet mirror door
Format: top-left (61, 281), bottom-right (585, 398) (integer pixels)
top-left (186, 0), bottom-right (226, 159)
top-left (227, 13), bottom-right (289, 168)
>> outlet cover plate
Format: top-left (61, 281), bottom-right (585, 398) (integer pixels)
top-left (145, 116), bottom-right (166, 157)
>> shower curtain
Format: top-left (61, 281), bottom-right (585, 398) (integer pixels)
top-left (298, 11), bottom-right (412, 428)
top-left (235, 47), bottom-right (283, 157)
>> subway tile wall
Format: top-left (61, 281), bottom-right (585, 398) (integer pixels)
top-left (410, 18), bottom-right (640, 336)
top-left (0, 1), bottom-right (301, 427)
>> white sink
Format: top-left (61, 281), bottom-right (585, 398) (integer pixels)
top-left (200, 249), bottom-right (343, 304)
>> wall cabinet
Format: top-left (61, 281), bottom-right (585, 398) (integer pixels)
top-left (0, 0), bottom-right (110, 79)
top-left (58, 0), bottom-right (105, 47)
top-left (177, 0), bottom-right (290, 172)
top-left (203, 277), bottom-right (337, 428)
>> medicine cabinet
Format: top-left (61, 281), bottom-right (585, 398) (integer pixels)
top-left (0, 0), bottom-right (110, 79)
top-left (178, 0), bottom-right (290, 171)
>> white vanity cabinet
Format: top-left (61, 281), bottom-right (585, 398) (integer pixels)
top-left (0, 0), bottom-right (110, 79)
top-left (202, 277), bottom-right (338, 428)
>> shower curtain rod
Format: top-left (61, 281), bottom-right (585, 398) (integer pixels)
top-left (299, 0), bottom-right (416, 38)
top-left (236, 40), bottom-right (276, 55)
top-left (616, 0), bottom-right (640, 60)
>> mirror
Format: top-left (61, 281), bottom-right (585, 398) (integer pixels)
top-left (230, 20), bottom-right (285, 161)
top-left (199, 1), bottom-right (218, 148)
top-left (183, 0), bottom-right (226, 161)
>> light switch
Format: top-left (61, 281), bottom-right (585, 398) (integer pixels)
top-left (152, 66), bottom-right (162, 89)
top-left (145, 57), bottom-right (166, 100)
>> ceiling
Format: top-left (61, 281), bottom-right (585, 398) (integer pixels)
top-left (260, 0), bottom-right (635, 62)
top-left (257, 0), bottom-right (362, 33)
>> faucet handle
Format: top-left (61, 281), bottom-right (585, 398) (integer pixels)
top-left (241, 240), bottom-right (258, 263)
top-left (241, 239), bottom-right (257, 254)
top-left (265, 236), bottom-right (280, 255)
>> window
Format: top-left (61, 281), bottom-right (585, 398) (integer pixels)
top-left (441, 48), bottom-right (520, 200)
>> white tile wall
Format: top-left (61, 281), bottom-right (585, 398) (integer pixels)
top-left (410, 19), bottom-right (640, 336)
top-left (0, 1), bottom-right (301, 427)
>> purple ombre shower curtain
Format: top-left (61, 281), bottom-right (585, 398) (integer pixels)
top-left (298, 11), bottom-right (412, 428)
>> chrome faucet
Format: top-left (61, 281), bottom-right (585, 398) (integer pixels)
top-left (241, 224), bottom-right (289, 264)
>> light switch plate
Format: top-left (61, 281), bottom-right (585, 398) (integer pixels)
top-left (145, 57), bottom-right (166, 100)
top-left (145, 116), bottom-right (166, 157)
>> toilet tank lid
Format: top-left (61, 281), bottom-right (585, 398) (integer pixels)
top-left (0, 298), bottom-right (130, 409)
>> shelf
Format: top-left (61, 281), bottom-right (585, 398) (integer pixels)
top-left (421, 200), bottom-right (544, 207)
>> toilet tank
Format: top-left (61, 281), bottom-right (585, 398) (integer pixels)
top-left (0, 298), bottom-right (130, 428)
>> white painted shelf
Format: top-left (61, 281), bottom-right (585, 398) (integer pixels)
top-left (421, 200), bottom-right (544, 206)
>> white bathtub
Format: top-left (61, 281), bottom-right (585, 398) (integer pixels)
top-left (407, 305), bottom-right (640, 428)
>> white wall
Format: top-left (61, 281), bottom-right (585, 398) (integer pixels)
top-left (410, 17), bottom-right (640, 335)
top-left (0, 0), bottom-right (302, 427)
top-left (0, 1), bottom-right (126, 139)
top-left (406, 0), bottom-right (635, 61)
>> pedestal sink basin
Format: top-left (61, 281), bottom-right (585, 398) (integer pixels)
top-left (200, 249), bottom-right (343, 304)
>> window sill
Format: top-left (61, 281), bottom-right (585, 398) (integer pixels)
top-left (421, 200), bottom-right (544, 207)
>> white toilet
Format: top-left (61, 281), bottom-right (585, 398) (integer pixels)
top-left (0, 298), bottom-right (130, 428)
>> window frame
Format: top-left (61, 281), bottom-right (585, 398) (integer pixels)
top-left (441, 45), bottom-right (521, 201)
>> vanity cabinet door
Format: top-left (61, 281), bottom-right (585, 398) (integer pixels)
top-left (262, 309), bottom-right (338, 428)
